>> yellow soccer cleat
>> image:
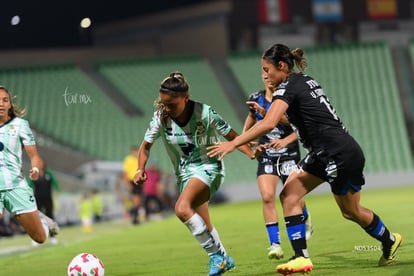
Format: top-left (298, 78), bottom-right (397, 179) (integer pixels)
top-left (378, 233), bottom-right (402, 266)
top-left (276, 256), bottom-right (313, 275)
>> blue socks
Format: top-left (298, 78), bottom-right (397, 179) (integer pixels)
top-left (266, 205), bottom-right (308, 247)
top-left (285, 214), bottom-right (308, 257)
top-left (266, 222), bottom-right (280, 244)
top-left (364, 213), bottom-right (394, 249)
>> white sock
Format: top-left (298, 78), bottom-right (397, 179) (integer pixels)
top-left (40, 217), bottom-right (50, 239)
top-left (184, 213), bottom-right (221, 256)
top-left (211, 227), bottom-right (227, 256)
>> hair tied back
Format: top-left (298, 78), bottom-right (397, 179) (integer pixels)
top-left (170, 72), bottom-right (184, 80)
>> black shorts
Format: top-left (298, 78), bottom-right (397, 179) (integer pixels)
top-left (298, 140), bottom-right (366, 195)
top-left (257, 155), bottom-right (300, 184)
top-left (129, 181), bottom-right (143, 195)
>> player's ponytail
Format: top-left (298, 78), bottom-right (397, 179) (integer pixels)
top-left (155, 71), bottom-right (190, 122)
top-left (160, 71), bottom-right (189, 95)
top-left (291, 48), bottom-right (307, 72)
top-left (263, 44), bottom-right (307, 72)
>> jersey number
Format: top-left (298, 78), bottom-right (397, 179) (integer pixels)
top-left (320, 96), bottom-right (338, 120)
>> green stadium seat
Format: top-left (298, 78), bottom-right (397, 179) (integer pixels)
top-left (0, 64), bottom-right (142, 161)
top-left (97, 56), bottom-right (257, 184)
top-left (0, 41), bottom-right (411, 184)
top-left (228, 41), bottom-right (413, 173)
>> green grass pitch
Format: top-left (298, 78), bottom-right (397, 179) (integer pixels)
top-left (0, 185), bottom-right (413, 275)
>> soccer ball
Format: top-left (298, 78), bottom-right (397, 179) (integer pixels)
top-left (67, 253), bottom-right (105, 276)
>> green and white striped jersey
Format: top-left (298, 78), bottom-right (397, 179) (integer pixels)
top-left (0, 117), bottom-right (35, 190)
top-left (144, 101), bottom-right (232, 182)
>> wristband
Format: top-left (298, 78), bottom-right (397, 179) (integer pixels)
top-left (32, 167), bottom-right (40, 173)
top-left (136, 169), bottom-right (143, 174)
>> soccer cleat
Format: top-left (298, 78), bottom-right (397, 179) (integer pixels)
top-left (208, 253), bottom-right (233, 276)
top-left (305, 212), bottom-right (313, 240)
top-left (378, 233), bottom-right (402, 266)
top-left (225, 255), bottom-right (235, 271)
top-left (31, 240), bottom-right (40, 247)
top-left (50, 236), bottom-right (59, 245)
top-left (276, 256), bottom-right (313, 275)
top-left (38, 211), bottom-right (60, 236)
top-left (268, 243), bottom-right (284, 260)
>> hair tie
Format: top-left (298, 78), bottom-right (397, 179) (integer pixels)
top-left (173, 73), bottom-right (183, 79)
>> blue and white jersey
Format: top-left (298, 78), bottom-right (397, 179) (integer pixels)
top-left (144, 101), bottom-right (232, 181)
top-left (248, 90), bottom-right (300, 161)
top-left (0, 117), bottom-right (35, 190)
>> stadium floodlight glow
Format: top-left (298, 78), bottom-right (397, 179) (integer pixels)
top-left (80, 17), bottom-right (92, 29)
top-left (10, 15), bottom-right (21, 26)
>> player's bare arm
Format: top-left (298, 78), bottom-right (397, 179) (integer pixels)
top-left (223, 129), bottom-right (255, 159)
top-left (24, 144), bottom-right (44, 181)
top-left (134, 140), bottom-right (152, 185)
top-left (208, 100), bottom-right (288, 160)
top-left (268, 132), bottom-right (298, 150)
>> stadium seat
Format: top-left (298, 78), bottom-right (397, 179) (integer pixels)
top-left (0, 41), bottom-right (411, 183)
top-left (228, 41), bottom-right (413, 173)
top-left (97, 56), bottom-right (257, 184)
top-left (0, 64), bottom-right (142, 161)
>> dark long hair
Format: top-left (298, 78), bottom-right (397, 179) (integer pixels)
top-left (262, 43), bottom-right (307, 72)
top-left (154, 71), bottom-right (189, 121)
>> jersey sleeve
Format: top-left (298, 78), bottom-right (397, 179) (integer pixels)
top-left (208, 106), bottom-right (232, 137)
top-left (272, 80), bottom-right (297, 106)
top-left (247, 93), bottom-right (256, 113)
top-left (144, 111), bottom-right (162, 143)
top-left (20, 119), bottom-right (36, 146)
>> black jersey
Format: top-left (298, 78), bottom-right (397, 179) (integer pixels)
top-left (248, 90), bottom-right (300, 161)
top-left (272, 73), bottom-right (350, 155)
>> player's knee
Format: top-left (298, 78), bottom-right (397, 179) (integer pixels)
top-left (279, 192), bottom-right (296, 208)
top-left (174, 201), bottom-right (191, 221)
top-left (31, 231), bottom-right (47, 244)
top-left (262, 193), bottom-right (274, 205)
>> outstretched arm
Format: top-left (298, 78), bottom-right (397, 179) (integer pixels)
top-left (279, 114), bottom-right (291, 125)
top-left (208, 99), bottom-right (288, 160)
top-left (223, 129), bottom-right (255, 159)
top-left (133, 140), bottom-right (153, 185)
